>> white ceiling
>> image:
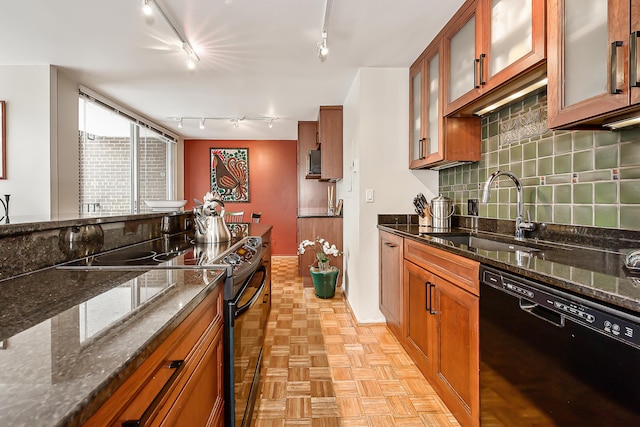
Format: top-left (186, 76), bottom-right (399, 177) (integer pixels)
top-left (0, 0), bottom-right (464, 140)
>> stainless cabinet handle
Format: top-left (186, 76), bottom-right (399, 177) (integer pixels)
top-left (610, 40), bottom-right (623, 94)
top-left (631, 32), bottom-right (640, 87)
top-left (420, 138), bottom-right (426, 159)
top-left (479, 53), bottom-right (486, 86)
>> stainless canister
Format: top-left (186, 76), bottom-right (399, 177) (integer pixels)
top-left (428, 194), bottom-right (455, 230)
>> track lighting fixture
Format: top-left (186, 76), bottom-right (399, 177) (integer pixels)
top-left (317, 31), bottom-right (329, 61)
top-left (169, 116), bottom-right (279, 130)
top-left (317, 0), bottom-right (333, 61)
top-left (140, 0), bottom-right (200, 69)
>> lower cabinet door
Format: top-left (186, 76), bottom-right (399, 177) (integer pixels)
top-left (403, 260), bottom-right (435, 375)
top-left (432, 274), bottom-right (479, 427)
top-left (153, 327), bottom-right (224, 427)
top-left (379, 231), bottom-right (403, 338)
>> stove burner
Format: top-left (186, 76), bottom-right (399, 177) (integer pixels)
top-left (89, 250), bottom-right (158, 266)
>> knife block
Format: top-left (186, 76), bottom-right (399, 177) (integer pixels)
top-left (418, 209), bottom-right (431, 230)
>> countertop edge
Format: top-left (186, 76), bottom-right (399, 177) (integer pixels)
top-left (62, 272), bottom-right (226, 427)
top-left (378, 224), bottom-right (640, 315)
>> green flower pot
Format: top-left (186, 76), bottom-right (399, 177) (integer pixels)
top-left (310, 266), bottom-right (339, 299)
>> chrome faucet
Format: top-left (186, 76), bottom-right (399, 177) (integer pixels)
top-left (481, 171), bottom-right (535, 239)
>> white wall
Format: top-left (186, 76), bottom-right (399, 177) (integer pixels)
top-left (55, 70), bottom-right (81, 216)
top-left (0, 66), bottom-right (183, 219)
top-left (0, 65), bottom-right (55, 218)
top-left (339, 68), bottom-right (439, 323)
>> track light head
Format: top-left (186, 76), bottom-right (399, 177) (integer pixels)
top-left (177, 118), bottom-right (183, 128)
top-left (141, 0), bottom-right (153, 15)
top-left (199, 118), bottom-right (205, 129)
top-left (317, 31), bottom-right (329, 61)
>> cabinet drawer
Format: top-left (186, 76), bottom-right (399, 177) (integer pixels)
top-left (404, 239), bottom-right (479, 296)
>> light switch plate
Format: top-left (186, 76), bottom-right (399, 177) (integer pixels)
top-left (365, 189), bottom-right (374, 203)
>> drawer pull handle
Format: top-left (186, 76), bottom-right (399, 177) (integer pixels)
top-left (122, 360), bottom-right (184, 427)
top-left (384, 242), bottom-right (398, 248)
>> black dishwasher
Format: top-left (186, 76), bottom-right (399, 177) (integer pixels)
top-left (480, 265), bottom-right (640, 426)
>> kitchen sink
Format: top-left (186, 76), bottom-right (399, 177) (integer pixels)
top-left (423, 232), bottom-right (541, 253)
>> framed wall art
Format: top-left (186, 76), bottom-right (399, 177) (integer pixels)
top-left (210, 148), bottom-right (250, 202)
top-left (0, 101), bottom-right (5, 179)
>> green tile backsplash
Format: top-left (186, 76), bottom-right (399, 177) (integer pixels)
top-left (438, 93), bottom-right (640, 231)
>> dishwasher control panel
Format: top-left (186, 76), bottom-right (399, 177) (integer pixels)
top-left (481, 266), bottom-right (640, 350)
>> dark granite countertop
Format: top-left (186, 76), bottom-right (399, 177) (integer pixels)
top-left (297, 213), bottom-right (343, 218)
top-left (378, 217), bottom-right (640, 315)
top-left (0, 235), bottom-right (226, 426)
top-left (0, 213), bottom-right (273, 426)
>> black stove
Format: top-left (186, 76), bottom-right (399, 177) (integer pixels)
top-left (58, 233), bottom-right (263, 299)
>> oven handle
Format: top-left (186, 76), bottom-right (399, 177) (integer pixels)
top-left (234, 264), bottom-right (267, 318)
top-left (519, 299), bottom-right (565, 327)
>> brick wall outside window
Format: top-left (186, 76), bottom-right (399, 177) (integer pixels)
top-left (79, 131), bottom-right (168, 215)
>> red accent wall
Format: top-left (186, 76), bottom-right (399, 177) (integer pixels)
top-left (184, 139), bottom-right (298, 256)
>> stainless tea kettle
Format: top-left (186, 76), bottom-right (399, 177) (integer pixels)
top-left (193, 199), bottom-right (231, 243)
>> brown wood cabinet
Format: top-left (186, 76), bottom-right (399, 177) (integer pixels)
top-left (84, 284), bottom-right (224, 427)
top-left (378, 230), bottom-right (480, 426)
top-left (410, 38), bottom-right (482, 169)
top-left (442, 0), bottom-right (546, 116)
top-left (379, 231), bottom-right (403, 339)
top-left (298, 121), bottom-right (334, 215)
top-left (403, 239), bottom-right (480, 427)
top-left (318, 106), bottom-right (343, 181)
top-left (547, 0), bottom-right (640, 128)
top-left (298, 217), bottom-right (343, 287)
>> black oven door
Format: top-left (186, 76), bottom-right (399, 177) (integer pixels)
top-left (224, 264), bottom-right (267, 427)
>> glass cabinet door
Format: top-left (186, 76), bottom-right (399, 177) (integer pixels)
top-left (448, 15), bottom-right (477, 105)
top-left (547, 0), bottom-right (630, 128)
top-left (410, 62), bottom-right (425, 164)
top-left (563, 0), bottom-right (609, 107)
top-left (410, 42), bottom-right (443, 169)
top-left (427, 53), bottom-right (440, 157)
top-left (489, 0), bottom-right (533, 77)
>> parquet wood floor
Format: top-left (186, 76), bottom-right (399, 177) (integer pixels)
top-left (254, 256), bottom-right (460, 427)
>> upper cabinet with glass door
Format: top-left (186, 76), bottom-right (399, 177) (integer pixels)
top-left (547, 0), bottom-right (640, 129)
top-left (443, 0), bottom-right (546, 115)
top-left (410, 39), bottom-right (481, 170)
top-left (410, 42), bottom-right (442, 168)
